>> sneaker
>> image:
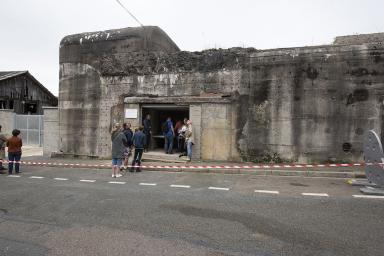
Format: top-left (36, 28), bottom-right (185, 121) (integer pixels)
top-left (112, 174), bottom-right (115, 177)
top-left (116, 174), bottom-right (122, 178)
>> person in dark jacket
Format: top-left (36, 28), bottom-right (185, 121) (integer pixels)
top-left (164, 117), bottom-right (175, 154)
top-left (111, 123), bottom-right (127, 178)
top-left (7, 129), bottom-right (22, 174)
top-left (130, 126), bottom-right (146, 172)
top-left (143, 114), bottom-right (151, 152)
top-left (122, 123), bottom-right (133, 169)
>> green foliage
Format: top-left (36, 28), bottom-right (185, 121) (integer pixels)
top-left (242, 150), bottom-right (293, 164)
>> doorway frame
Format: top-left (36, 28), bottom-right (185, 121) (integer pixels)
top-left (124, 96), bottom-right (233, 161)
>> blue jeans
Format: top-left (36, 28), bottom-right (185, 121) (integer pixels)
top-left (112, 158), bottom-right (122, 166)
top-left (131, 148), bottom-right (144, 171)
top-left (165, 133), bottom-right (174, 154)
top-left (8, 152), bottom-right (21, 174)
top-left (187, 141), bottom-right (193, 159)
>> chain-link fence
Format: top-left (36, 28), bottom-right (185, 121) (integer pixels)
top-left (14, 115), bottom-right (44, 146)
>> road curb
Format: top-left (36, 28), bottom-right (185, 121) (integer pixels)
top-left (158, 167), bottom-right (365, 178)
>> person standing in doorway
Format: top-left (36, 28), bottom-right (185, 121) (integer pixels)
top-left (122, 123), bottom-right (133, 170)
top-left (164, 117), bottom-right (175, 154)
top-left (111, 123), bottom-right (127, 178)
top-left (131, 126), bottom-right (146, 172)
top-left (185, 120), bottom-right (194, 162)
top-left (178, 119), bottom-right (189, 158)
top-left (0, 125), bottom-right (7, 173)
top-left (7, 129), bottom-right (22, 174)
top-left (143, 114), bottom-right (151, 152)
top-left (174, 119), bottom-right (186, 152)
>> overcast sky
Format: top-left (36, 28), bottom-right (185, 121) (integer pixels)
top-left (1, 0), bottom-right (383, 96)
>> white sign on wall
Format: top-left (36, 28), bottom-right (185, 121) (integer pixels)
top-left (125, 109), bottom-right (138, 119)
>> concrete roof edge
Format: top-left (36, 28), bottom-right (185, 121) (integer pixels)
top-left (59, 26), bottom-right (180, 51)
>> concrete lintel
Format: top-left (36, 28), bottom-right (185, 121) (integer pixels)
top-left (124, 96), bottom-right (233, 104)
top-left (42, 106), bottom-right (59, 109)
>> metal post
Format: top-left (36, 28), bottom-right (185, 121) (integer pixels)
top-left (13, 113), bottom-right (16, 131)
top-left (38, 115), bottom-right (41, 147)
top-left (26, 115), bottom-right (29, 145)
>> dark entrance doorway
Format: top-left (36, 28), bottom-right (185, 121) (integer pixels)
top-left (141, 104), bottom-right (189, 150)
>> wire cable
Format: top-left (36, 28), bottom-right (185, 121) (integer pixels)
top-left (115, 0), bottom-right (144, 27)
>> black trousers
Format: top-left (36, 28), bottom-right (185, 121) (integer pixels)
top-left (144, 132), bottom-right (151, 150)
top-left (131, 148), bottom-right (144, 171)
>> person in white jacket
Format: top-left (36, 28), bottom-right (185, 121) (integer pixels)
top-left (185, 120), bottom-right (194, 162)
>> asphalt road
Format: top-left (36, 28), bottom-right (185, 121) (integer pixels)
top-left (0, 166), bottom-right (383, 256)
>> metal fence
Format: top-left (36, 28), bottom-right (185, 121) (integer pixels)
top-left (14, 115), bottom-right (44, 146)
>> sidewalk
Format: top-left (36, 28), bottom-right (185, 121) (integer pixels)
top-left (3, 145), bottom-right (43, 157)
top-left (16, 151), bottom-right (366, 179)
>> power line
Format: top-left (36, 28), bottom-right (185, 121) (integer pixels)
top-left (115, 0), bottom-right (144, 27)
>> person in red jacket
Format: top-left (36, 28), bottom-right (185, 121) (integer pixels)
top-left (7, 129), bottom-right (22, 174)
top-left (0, 125), bottom-right (7, 173)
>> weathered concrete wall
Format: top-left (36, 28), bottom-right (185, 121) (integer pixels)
top-left (201, 103), bottom-right (238, 161)
top-left (59, 26), bottom-right (181, 157)
top-left (243, 42), bottom-right (384, 163)
top-left (58, 26), bottom-right (384, 163)
top-left (43, 107), bottom-right (58, 157)
top-left (189, 104), bottom-right (202, 160)
top-left (0, 109), bottom-right (14, 136)
top-left (334, 33), bottom-right (384, 45)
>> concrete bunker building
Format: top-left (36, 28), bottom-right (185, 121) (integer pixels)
top-left (59, 26), bottom-right (384, 163)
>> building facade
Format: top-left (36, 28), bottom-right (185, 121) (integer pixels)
top-left (58, 26), bottom-right (384, 163)
top-left (0, 71), bottom-right (57, 114)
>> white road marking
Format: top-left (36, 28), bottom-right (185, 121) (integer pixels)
top-left (352, 195), bottom-right (384, 199)
top-left (208, 186), bottom-right (230, 191)
top-left (170, 184), bottom-right (191, 188)
top-left (54, 178), bottom-right (68, 181)
top-left (254, 190), bottom-right (280, 194)
top-left (139, 183), bottom-right (157, 186)
top-left (108, 181), bottom-right (126, 184)
top-left (79, 179), bottom-right (96, 183)
top-left (302, 193), bottom-right (329, 197)
top-left (7, 175), bottom-right (20, 178)
top-left (30, 176), bottom-right (44, 179)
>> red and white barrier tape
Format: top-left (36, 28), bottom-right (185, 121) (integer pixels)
top-left (0, 159), bottom-right (369, 169)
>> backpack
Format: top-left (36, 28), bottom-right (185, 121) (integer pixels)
top-left (123, 129), bottom-right (133, 146)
